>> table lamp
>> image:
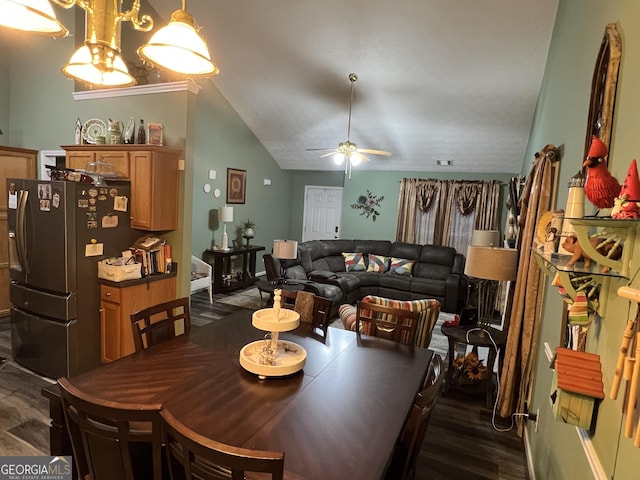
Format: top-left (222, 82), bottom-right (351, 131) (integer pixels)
top-left (218, 206), bottom-right (234, 251)
top-left (273, 239), bottom-right (298, 284)
top-left (464, 244), bottom-right (518, 333)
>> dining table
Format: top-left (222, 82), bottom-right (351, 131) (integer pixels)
top-left (42, 308), bottom-right (433, 480)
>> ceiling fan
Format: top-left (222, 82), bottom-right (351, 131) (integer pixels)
top-left (308, 73), bottom-right (391, 178)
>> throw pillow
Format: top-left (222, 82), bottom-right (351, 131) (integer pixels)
top-left (389, 257), bottom-right (414, 275)
top-left (342, 252), bottom-right (366, 272)
top-left (367, 253), bottom-right (390, 273)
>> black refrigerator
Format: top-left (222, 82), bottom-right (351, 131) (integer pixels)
top-left (7, 178), bottom-right (141, 379)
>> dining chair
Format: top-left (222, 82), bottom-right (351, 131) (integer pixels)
top-left (280, 289), bottom-right (332, 336)
top-left (130, 297), bottom-right (191, 352)
top-left (355, 300), bottom-right (419, 345)
top-left (386, 354), bottom-right (445, 480)
top-left (57, 377), bottom-right (164, 480)
top-left (160, 408), bottom-right (285, 480)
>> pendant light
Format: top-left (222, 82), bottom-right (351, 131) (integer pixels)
top-left (0, 0), bottom-right (67, 36)
top-left (138, 1), bottom-right (219, 77)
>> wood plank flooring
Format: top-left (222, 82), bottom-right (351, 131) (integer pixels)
top-left (0, 289), bottom-right (528, 479)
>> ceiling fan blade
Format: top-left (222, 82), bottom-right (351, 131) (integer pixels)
top-left (358, 154), bottom-right (371, 163)
top-left (306, 147), bottom-right (335, 151)
top-left (319, 151), bottom-right (338, 158)
top-left (357, 148), bottom-right (392, 156)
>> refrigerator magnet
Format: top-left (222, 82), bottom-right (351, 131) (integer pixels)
top-left (114, 196), bottom-right (128, 212)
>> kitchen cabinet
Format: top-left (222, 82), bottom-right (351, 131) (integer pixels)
top-left (63, 145), bottom-right (181, 231)
top-left (99, 273), bottom-right (176, 363)
top-left (0, 146), bottom-right (37, 317)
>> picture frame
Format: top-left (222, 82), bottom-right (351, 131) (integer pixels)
top-left (226, 168), bottom-right (246, 204)
top-left (147, 123), bottom-right (164, 145)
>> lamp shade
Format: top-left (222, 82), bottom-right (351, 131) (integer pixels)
top-left (273, 240), bottom-right (298, 260)
top-left (62, 46), bottom-right (135, 87)
top-left (218, 206), bottom-right (233, 223)
top-left (465, 246), bottom-right (518, 281)
top-left (138, 9), bottom-right (219, 77)
top-left (0, 0), bottom-right (68, 37)
top-left (471, 229), bottom-right (501, 247)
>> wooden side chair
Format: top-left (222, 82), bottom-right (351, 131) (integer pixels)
top-left (280, 289), bottom-right (332, 337)
top-left (355, 301), bottom-right (419, 345)
top-left (161, 408), bottom-right (285, 480)
top-left (58, 377), bottom-right (164, 480)
top-left (386, 354), bottom-right (445, 480)
top-left (130, 297), bottom-right (191, 352)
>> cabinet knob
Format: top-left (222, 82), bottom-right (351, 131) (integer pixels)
top-left (106, 292), bottom-right (111, 297)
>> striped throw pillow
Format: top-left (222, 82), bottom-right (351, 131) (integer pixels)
top-left (367, 254), bottom-right (389, 272)
top-left (389, 257), bottom-right (414, 275)
top-left (342, 252), bottom-right (366, 271)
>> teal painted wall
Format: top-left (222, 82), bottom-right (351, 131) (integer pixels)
top-left (524, 1), bottom-right (640, 478)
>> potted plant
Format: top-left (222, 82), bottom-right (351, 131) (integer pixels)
top-left (241, 219), bottom-right (255, 246)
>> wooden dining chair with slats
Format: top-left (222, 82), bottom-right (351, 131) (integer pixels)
top-left (130, 297), bottom-right (191, 352)
top-left (161, 408), bottom-right (285, 480)
top-left (386, 354), bottom-right (445, 480)
top-left (58, 377), bottom-right (164, 480)
top-left (280, 289), bottom-right (332, 337)
top-left (355, 300), bottom-right (419, 345)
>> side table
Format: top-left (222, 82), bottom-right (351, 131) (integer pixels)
top-left (256, 279), bottom-right (305, 306)
top-left (203, 245), bottom-right (265, 294)
top-left (441, 325), bottom-right (507, 408)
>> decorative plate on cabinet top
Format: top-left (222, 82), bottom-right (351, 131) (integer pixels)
top-left (82, 118), bottom-right (107, 144)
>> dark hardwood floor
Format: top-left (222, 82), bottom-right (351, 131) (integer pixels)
top-left (0, 289), bottom-right (528, 479)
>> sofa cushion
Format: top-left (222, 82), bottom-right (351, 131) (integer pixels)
top-left (354, 240), bottom-right (392, 256)
top-left (367, 253), bottom-right (389, 273)
top-left (341, 295), bottom-right (441, 348)
top-left (390, 257), bottom-right (414, 275)
top-left (389, 242), bottom-right (422, 260)
top-left (342, 252), bottom-right (366, 271)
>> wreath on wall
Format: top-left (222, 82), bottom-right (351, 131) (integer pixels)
top-left (351, 190), bottom-right (384, 222)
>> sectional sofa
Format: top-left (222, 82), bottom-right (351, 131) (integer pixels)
top-left (265, 239), bottom-right (468, 316)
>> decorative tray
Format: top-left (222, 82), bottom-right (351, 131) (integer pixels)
top-left (239, 340), bottom-right (306, 379)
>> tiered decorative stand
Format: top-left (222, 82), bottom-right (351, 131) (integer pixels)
top-left (239, 290), bottom-right (307, 379)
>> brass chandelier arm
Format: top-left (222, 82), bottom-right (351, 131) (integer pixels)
top-left (119, 0), bottom-right (153, 31)
top-left (52, 0), bottom-right (153, 32)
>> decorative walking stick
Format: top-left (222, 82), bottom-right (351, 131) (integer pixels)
top-left (611, 287), bottom-right (640, 400)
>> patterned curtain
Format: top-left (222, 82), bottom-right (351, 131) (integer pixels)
top-left (498, 145), bottom-right (560, 433)
top-left (396, 178), bottom-right (501, 253)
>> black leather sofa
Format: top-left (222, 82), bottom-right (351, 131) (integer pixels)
top-left (265, 239), bottom-right (468, 316)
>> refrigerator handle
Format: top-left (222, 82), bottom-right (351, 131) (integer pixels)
top-left (16, 189), bottom-right (29, 274)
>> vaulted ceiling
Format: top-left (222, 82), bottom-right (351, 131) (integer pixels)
top-left (150, 0), bottom-right (559, 174)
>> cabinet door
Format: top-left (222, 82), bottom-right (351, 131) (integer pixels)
top-left (100, 301), bottom-right (121, 364)
top-left (0, 148), bottom-right (37, 316)
top-left (93, 151), bottom-right (130, 178)
top-left (129, 150), bottom-right (179, 231)
top-left (66, 151), bottom-right (95, 171)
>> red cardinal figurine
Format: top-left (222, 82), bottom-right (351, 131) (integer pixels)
top-left (583, 135), bottom-right (620, 210)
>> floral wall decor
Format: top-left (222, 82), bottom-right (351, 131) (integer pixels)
top-left (351, 190), bottom-right (384, 222)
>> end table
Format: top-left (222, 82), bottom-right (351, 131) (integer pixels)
top-left (441, 325), bottom-right (507, 408)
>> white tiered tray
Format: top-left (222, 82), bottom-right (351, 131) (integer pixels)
top-left (239, 292), bottom-right (307, 379)
top-left (239, 339), bottom-right (307, 379)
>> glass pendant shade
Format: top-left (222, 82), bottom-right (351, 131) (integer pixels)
top-left (138, 9), bottom-right (218, 76)
top-left (62, 45), bottom-right (135, 87)
top-left (0, 0), bottom-right (67, 36)
top-left (350, 152), bottom-right (363, 166)
top-left (333, 152), bottom-right (345, 165)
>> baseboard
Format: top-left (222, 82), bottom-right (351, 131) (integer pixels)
top-left (523, 425), bottom-right (536, 480)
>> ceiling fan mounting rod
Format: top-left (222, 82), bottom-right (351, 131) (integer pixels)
top-left (346, 73), bottom-right (357, 142)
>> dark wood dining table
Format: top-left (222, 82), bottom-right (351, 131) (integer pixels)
top-left (43, 308), bottom-right (433, 480)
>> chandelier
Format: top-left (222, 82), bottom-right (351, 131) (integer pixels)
top-left (0, 0), bottom-right (219, 87)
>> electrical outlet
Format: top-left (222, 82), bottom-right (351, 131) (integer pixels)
top-left (535, 408), bottom-right (540, 432)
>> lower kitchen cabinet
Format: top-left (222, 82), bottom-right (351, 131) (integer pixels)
top-left (99, 274), bottom-right (176, 363)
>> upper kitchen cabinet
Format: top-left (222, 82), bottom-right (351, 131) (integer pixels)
top-left (63, 145), bottom-right (181, 231)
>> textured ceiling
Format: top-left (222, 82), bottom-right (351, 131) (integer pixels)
top-left (150, 0), bottom-right (559, 174)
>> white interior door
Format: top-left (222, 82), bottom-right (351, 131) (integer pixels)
top-left (302, 186), bottom-right (343, 242)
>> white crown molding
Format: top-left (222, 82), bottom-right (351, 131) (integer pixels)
top-left (71, 81), bottom-right (201, 101)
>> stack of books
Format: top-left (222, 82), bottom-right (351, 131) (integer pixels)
top-left (130, 235), bottom-right (172, 276)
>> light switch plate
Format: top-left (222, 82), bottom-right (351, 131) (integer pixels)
top-left (209, 169), bottom-right (216, 180)
top-left (264, 178), bottom-right (272, 186)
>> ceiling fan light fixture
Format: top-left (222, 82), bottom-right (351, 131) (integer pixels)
top-left (350, 152), bottom-right (363, 166)
top-left (0, 0), bottom-right (68, 37)
top-left (333, 152), bottom-right (345, 165)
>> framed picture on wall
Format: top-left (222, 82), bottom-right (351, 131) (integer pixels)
top-left (227, 168), bottom-right (246, 204)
